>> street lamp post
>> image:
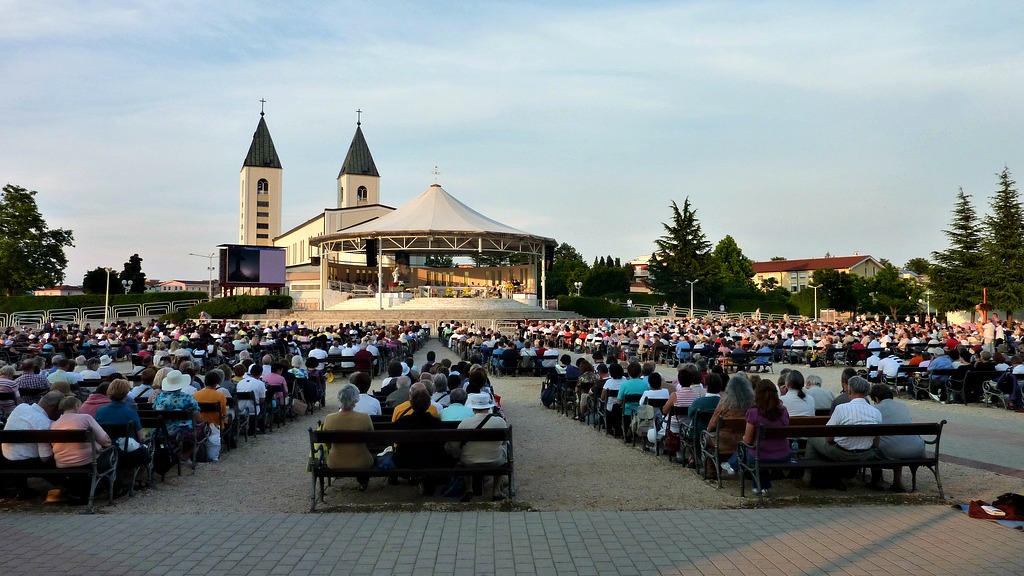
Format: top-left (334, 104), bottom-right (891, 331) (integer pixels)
top-left (189, 252), bottom-right (216, 300)
top-left (103, 267), bottom-right (113, 327)
top-left (121, 279), bottom-right (133, 295)
top-left (686, 279), bottom-right (699, 318)
top-left (573, 281), bottom-right (582, 297)
top-left (808, 284), bottom-right (820, 321)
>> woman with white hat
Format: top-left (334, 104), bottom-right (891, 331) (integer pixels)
top-left (456, 392), bottom-right (508, 502)
top-left (153, 369), bottom-right (202, 462)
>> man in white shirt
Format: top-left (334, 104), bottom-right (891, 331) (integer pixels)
top-left (797, 376), bottom-right (882, 490)
top-left (339, 340), bottom-right (357, 369)
top-left (804, 374), bottom-right (835, 411)
top-left (236, 364), bottom-right (267, 417)
top-left (1, 391), bottom-right (62, 498)
top-left (350, 372), bottom-right (381, 416)
top-left (308, 341), bottom-right (329, 371)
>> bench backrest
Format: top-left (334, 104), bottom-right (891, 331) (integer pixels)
top-left (718, 415), bottom-right (829, 433)
top-left (759, 421), bottom-right (945, 440)
top-left (0, 428), bottom-right (95, 443)
top-left (311, 426), bottom-right (511, 445)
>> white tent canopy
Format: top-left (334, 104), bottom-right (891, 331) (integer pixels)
top-left (310, 184), bottom-right (555, 255)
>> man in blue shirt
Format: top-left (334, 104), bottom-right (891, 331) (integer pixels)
top-left (926, 349), bottom-right (956, 402)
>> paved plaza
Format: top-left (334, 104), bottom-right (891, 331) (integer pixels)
top-left (1, 506), bottom-right (1021, 575)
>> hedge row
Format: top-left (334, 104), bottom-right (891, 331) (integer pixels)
top-left (186, 295), bottom-right (293, 319)
top-left (0, 292), bottom-right (210, 314)
top-left (556, 296), bottom-right (638, 319)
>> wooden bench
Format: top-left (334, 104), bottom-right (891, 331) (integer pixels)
top-left (724, 351), bottom-right (774, 374)
top-left (0, 428), bottom-right (118, 513)
top-left (948, 370), bottom-right (1005, 405)
top-left (701, 415), bottom-right (829, 487)
top-left (323, 354), bottom-right (357, 382)
top-left (737, 421), bottom-right (946, 506)
top-left (308, 426), bottom-right (514, 511)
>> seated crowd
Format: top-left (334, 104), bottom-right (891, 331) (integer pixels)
top-left (0, 318), bottom-right (429, 507)
top-left (318, 355), bottom-right (510, 502)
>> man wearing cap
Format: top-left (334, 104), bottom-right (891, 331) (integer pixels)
top-left (0, 391), bottom-right (63, 499)
top-left (456, 392), bottom-right (508, 501)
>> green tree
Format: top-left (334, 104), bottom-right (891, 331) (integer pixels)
top-left (931, 187), bottom-right (985, 317)
top-left (811, 268), bottom-right (858, 312)
top-left (82, 267), bottom-right (120, 295)
top-left (120, 253), bottom-right (147, 293)
top-left (710, 235), bottom-right (754, 288)
top-left (982, 167), bottom-right (1024, 320)
top-left (647, 198), bottom-right (714, 304)
top-left (424, 255), bottom-right (454, 268)
top-left (0, 184), bottom-right (75, 296)
top-left (581, 265), bottom-right (631, 297)
top-left (545, 242), bottom-right (589, 298)
top-left (870, 263), bottom-right (923, 318)
top-left (903, 257), bottom-right (932, 276)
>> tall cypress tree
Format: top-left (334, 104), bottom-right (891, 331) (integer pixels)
top-left (983, 167), bottom-right (1024, 320)
top-left (931, 187), bottom-right (984, 317)
top-left (647, 197), bottom-right (713, 304)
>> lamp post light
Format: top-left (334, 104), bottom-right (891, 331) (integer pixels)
top-left (573, 281), bottom-right (582, 297)
top-left (121, 279), bottom-right (133, 295)
top-left (103, 267), bottom-right (113, 327)
top-left (686, 279), bottom-right (699, 318)
top-left (808, 284), bottom-right (820, 321)
top-left (189, 252), bottom-right (216, 300)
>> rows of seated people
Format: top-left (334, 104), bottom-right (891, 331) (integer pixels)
top-left (318, 355), bottom-right (510, 502)
top-left (542, 349), bottom-right (935, 498)
top-left (0, 320), bottom-right (430, 507)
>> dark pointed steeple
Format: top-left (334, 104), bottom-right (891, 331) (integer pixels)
top-left (338, 124), bottom-right (379, 178)
top-left (243, 113), bottom-right (282, 169)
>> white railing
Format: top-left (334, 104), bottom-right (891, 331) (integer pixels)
top-left (0, 299), bottom-right (202, 329)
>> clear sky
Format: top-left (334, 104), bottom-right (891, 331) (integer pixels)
top-left (3, 1), bottom-right (1024, 285)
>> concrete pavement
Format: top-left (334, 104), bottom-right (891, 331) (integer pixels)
top-left (1, 506), bottom-right (1020, 575)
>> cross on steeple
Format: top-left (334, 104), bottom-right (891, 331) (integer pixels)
top-left (260, 98), bottom-right (266, 116)
top-left (356, 108), bottom-right (362, 126)
top-left (432, 166), bottom-right (441, 182)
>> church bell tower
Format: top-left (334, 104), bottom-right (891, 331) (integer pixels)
top-left (336, 113), bottom-right (380, 208)
top-left (239, 105), bottom-right (283, 246)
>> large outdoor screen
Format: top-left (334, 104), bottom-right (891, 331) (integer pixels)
top-left (219, 245), bottom-right (286, 286)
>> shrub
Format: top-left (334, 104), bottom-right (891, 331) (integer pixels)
top-left (185, 295), bottom-right (292, 319)
top-left (0, 292), bottom-right (208, 314)
top-left (556, 296), bottom-right (637, 318)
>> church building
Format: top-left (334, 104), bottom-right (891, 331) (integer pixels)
top-left (237, 111), bottom-right (395, 306)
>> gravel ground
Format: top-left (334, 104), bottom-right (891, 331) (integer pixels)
top-left (3, 341), bottom-right (1019, 514)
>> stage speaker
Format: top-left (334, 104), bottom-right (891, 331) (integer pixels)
top-left (544, 244), bottom-right (555, 271)
top-left (365, 239), bottom-right (378, 267)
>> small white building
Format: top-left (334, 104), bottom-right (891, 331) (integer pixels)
top-left (34, 285), bottom-right (84, 296)
top-left (155, 280), bottom-right (219, 295)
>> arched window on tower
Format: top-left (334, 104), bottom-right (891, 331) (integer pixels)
top-left (357, 186), bottom-right (367, 201)
top-left (257, 179), bottom-right (269, 195)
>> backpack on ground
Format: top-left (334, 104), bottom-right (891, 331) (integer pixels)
top-left (630, 403), bottom-right (659, 439)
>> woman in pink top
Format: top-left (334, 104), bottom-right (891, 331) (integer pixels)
top-left (50, 396), bottom-right (111, 469)
top-left (50, 395), bottom-right (113, 500)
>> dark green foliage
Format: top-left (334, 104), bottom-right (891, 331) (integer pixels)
top-left (903, 257), bottom-right (932, 276)
top-left (120, 254), bottom-right (147, 293)
top-left (0, 291), bottom-right (208, 314)
top-left (982, 167), bottom-right (1024, 318)
top-left (423, 255), bottom-right (454, 268)
top-left (811, 268), bottom-right (858, 312)
top-left (0, 184), bottom-right (75, 296)
top-left (581, 262), bottom-right (631, 297)
top-left (545, 242), bottom-right (589, 298)
top-left (647, 198), bottom-right (714, 304)
top-left (931, 187), bottom-right (986, 316)
top-left (869, 263), bottom-right (923, 317)
top-left (82, 267), bottom-right (120, 295)
top-left (556, 296), bottom-right (637, 318)
top-left (710, 235), bottom-right (754, 289)
top-left (186, 295), bottom-right (292, 319)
